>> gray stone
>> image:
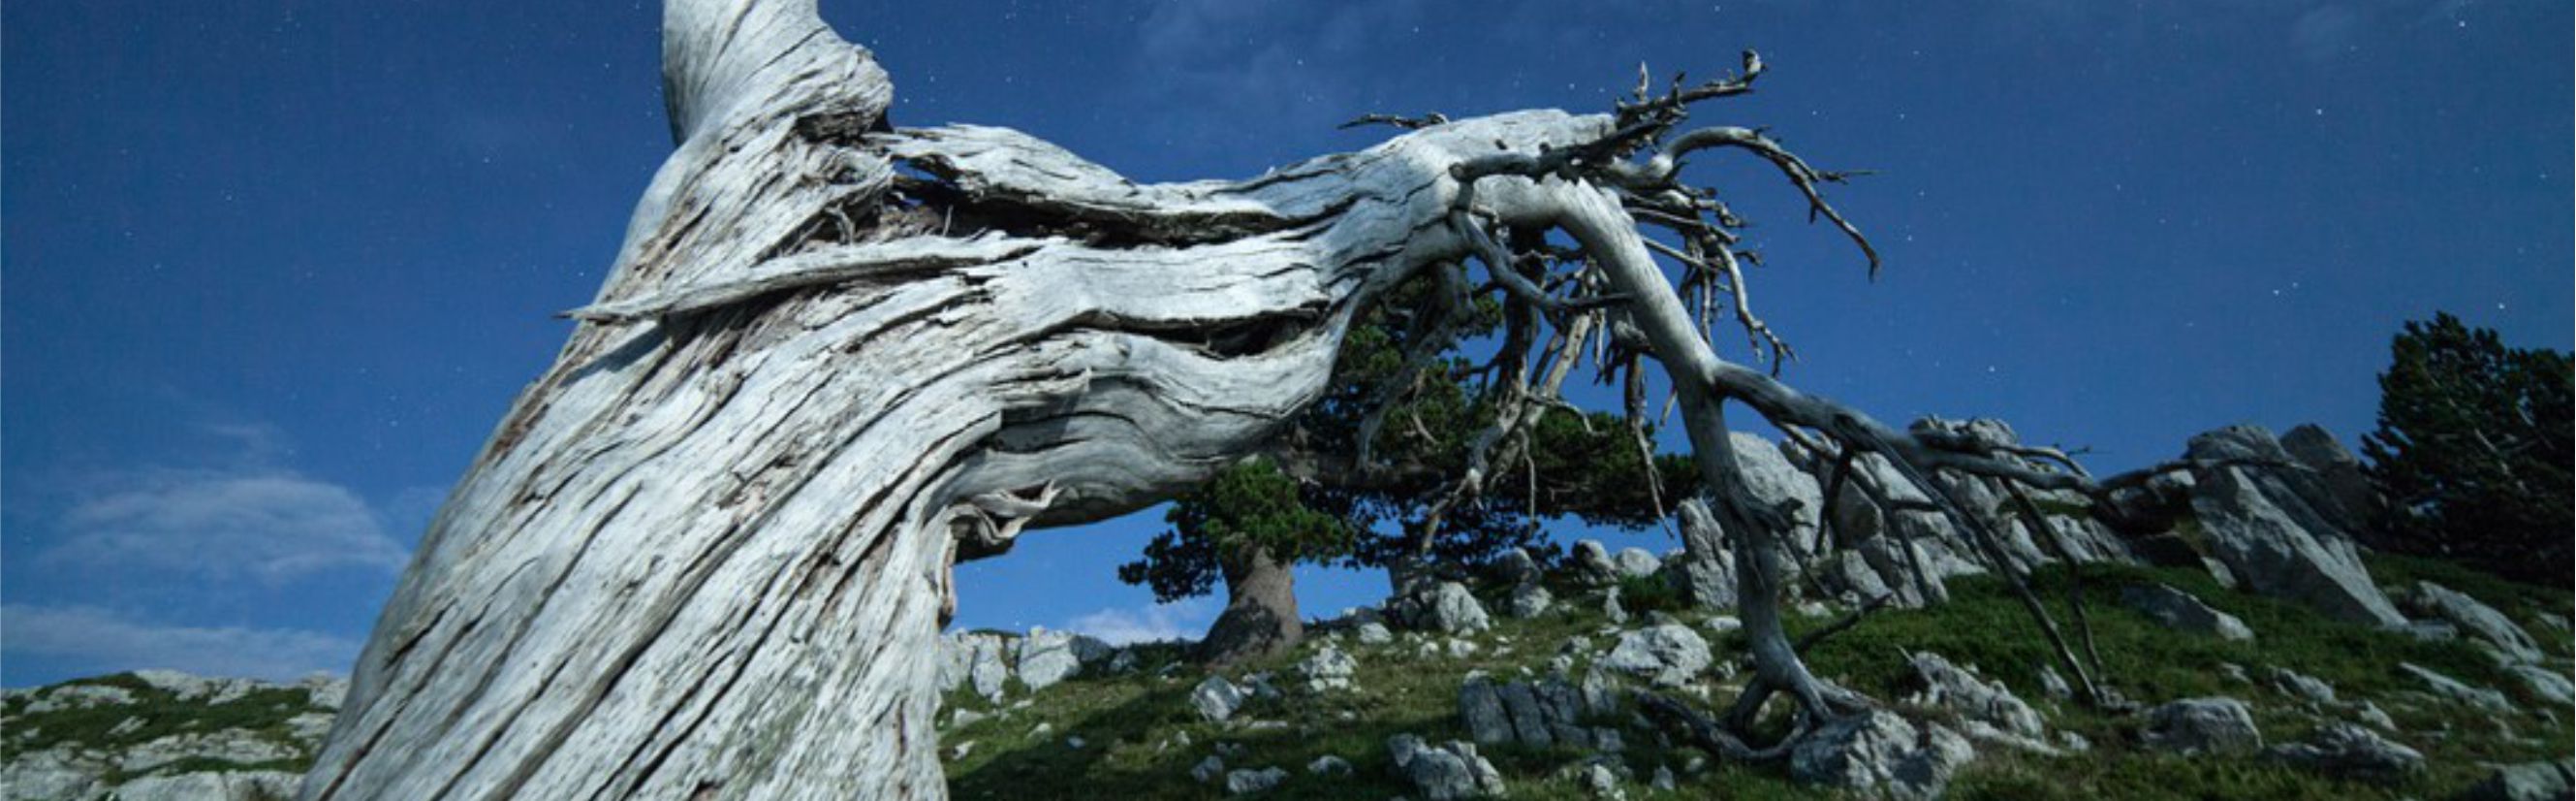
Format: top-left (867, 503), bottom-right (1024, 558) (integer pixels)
top-left (2408, 581), bottom-right (2546, 664)
top-left (1650, 764), bottom-right (1677, 792)
top-left (2509, 663), bottom-right (2575, 706)
top-left (2141, 697), bottom-right (2263, 754)
top-left (110, 770), bottom-right (301, 801)
top-left (2279, 424), bottom-right (2375, 533)
top-left (1192, 754), bottom-right (1227, 784)
top-left (1356, 622), bottom-right (1394, 645)
top-left (1602, 586), bottom-right (1629, 625)
top-left (2264, 666), bottom-right (2339, 705)
top-left (1425, 582), bottom-right (1492, 633)
top-left (2190, 465), bottom-right (2405, 627)
top-left (949, 708), bottom-right (989, 728)
top-left (2120, 583), bottom-right (2255, 640)
top-left (1018, 627), bottom-right (1106, 691)
top-left (1306, 754), bottom-right (1352, 776)
top-left (1901, 652), bottom-right (2045, 742)
top-left (1573, 540), bottom-right (1620, 587)
top-left (1613, 547), bottom-right (1663, 580)
top-left (1788, 709), bottom-right (1974, 801)
top-left (1458, 678), bottom-right (1515, 745)
top-left (1492, 548), bottom-right (1541, 584)
top-left (1224, 767), bottom-right (1288, 795)
top-left (0, 750), bottom-right (103, 801)
top-left (967, 633), bottom-right (1012, 700)
top-left (2398, 662), bottom-right (2511, 711)
top-left (1298, 644), bottom-right (1358, 692)
top-left (2459, 760), bottom-right (2575, 801)
top-left (1192, 676), bottom-right (1246, 722)
top-left (1507, 583), bottom-right (1554, 619)
top-left (1461, 676), bottom-right (1590, 749)
top-left (1579, 761), bottom-right (1625, 800)
top-left (2262, 721), bottom-right (2423, 784)
top-left (2035, 663), bottom-right (2073, 702)
top-left (1602, 625), bottom-right (1712, 688)
top-left (1388, 735), bottom-right (1507, 800)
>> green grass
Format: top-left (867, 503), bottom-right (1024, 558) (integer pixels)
top-left (948, 561), bottom-right (2574, 800)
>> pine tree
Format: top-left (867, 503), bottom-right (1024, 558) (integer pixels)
top-left (2361, 313), bottom-right (2573, 588)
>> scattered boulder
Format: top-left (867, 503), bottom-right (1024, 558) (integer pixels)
top-left (1901, 653), bottom-right (2047, 749)
top-left (1613, 547), bottom-right (1663, 580)
top-left (1388, 734), bottom-right (1507, 800)
top-left (1191, 754), bottom-right (1227, 784)
top-left (2398, 662), bottom-right (2511, 712)
top-left (1788, 709), bottom-right (1974, 801)
top-left (1405, 582), bottom-right (1492, 634)
top-left (1459, 676), bottom-right (1595, 749)
top-left (1297, 644), bottom-right (1357, 692)
top-left (1573, 541), bottom-right (1621, 587)
top-left (1355, 622), bottom-right (1394, 645)
top-left (1492, 547), bottom-right (1541, 585)
top-left (1602, 625), bottom-right (1712, 688)
top-left (2141, 697), bottom-right (2263, 754)
top-left (1577, 760), bottom-right (1626, 800)
top-left (2278, 424), bottom-right (2376, 533)
top-left (1224, 767), bottom-right (1288, 795)
top-left (2459, 760), bottom-right (2576, 801)
top-left (1018, 627), bottom-right (1110, 692)
top-left (2263, 666), bottom-right (2339, 705)
top-left (2120, 582), bottom-right (2255, 640)
top-left (1670, 498), bottom-right (1740, 610)
top-left (2035, 663), bottom-right (2073, 702)
top-left (1508, 583), bottom-right (1554, 619)
top-left (2189, 465), bottom-right (2405, 627)
top-left (1192, 676), bottom-right (1247, 722)
top-left (2509, 663), bottom-right (2576, 706)
top-left (2262, 721), bottom-right (2424, 784)
top-left (2406, 582), bottom-right (2546, 664)
top-left (1306, 754), bottom-right (1352, 776)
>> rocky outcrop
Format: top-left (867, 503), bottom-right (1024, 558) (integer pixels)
top-left (2141, 697), bottom-right (2263, 754)
top-left (2461, 760), bottom-right (2576, 801)
top-left (2120, 583), bottom-right (2255, 641)
top-left (1788, 709), bottom-right (1975, 801)
top-left (1601, 625), bottom-right (1712, 688)
top-left (2190, 465), bottom-right (2406, 627)
top-left (2263, 721), bottom-right (2424, 784)
top-left (1573, 541), bottom-right (1621, 587)
top-left (2405, 582), bottom-right (2547, 664)
top-left (1900, 653), bottom-right (2049, 751)
top-left (1296, 644), bottom-right (1357, 692)
top-left (1387, 735), bottom-right (1507, 800)
top-left (1192, 676), bottom-right (1247, 722)
top-left (2278, 424), bottom-right (2376, 534)
top-left (1391, 581), bottom-right (1493, 634)
top-left (1459, 676), bottom-right (1612, 750)
top-left (1, 671), bottom-right (345, 801)
top-left (2397, 662), bottom-right (2511, 711)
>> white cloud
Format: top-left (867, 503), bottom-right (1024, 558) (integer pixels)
top-left (3, 604), bottom-right (361, 681)
top-left (1061, 598), bottom-right (1216, 645)
top-left (41, 468), bottom-right (410, 584)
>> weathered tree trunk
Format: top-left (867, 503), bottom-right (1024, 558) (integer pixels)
top-left (302, 2), bottom-right (1613, 798)
top-left (1197, 544), bottom-right (1303, 667)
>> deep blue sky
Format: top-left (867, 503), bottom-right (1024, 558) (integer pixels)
top-left (5, 0), bottom-right (2567, 685)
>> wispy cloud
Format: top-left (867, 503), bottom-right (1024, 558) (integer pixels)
top-left (1061, 598), bottom-right (1215, 645)
top-left (3, 604), bottom-right (361, 681)
top-left (39, 466), bottom-right (411, 585)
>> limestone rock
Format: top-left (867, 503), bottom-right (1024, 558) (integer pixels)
top-left (966, 633), bottom-right (1013, 700)
top-left (2263, 666), bottom-right (2339, 705)
top-left (1356, 622), bottom-right (1394, 645)
top-left (2263, 721), bottom-right (2424, 784)
top-left (2279, 424), bottom-right (2375, 534)
top-left (1297, 644), bottom-right (1358, 692)
top-left (1507, 583), bottom-right (1554, 619)
top-left (2141, 697), bottom-right (2262, 754)
top-left (1388, 735), bottom-right (1507, 800)
top-left (1192, 754), bottom-right (1227, 784)
top-left (1901, 652), bottom-right (2046, 745)
top-left (2189, 465), bottom-right (2404, 627)
top-left (1018, 627), bottom-right (1109, 691)
top-left (1602, 625), bottom-right (1712, 688)
top-left (2398, 662), bottom-right (2511, 711)
top-left (1788, 710), bottom-right (1974, 801)
top-left (1459, 676), bottom-right (1592, 749)
top-left (2120, 583), bottom-right (2255, 641)
top-left (2407, 581), bottom-right (2546, 664)
top-left (1613, 547), bottom-right (1663, 580)
top-left (110, 770), bottom-right (301, 801)
top-left (1306, 754), bottom-right (1352, 776)
top-left (2509, 663), bottom-right (2576, 706)
top-left (1402, 582), bottom-right (1492, 634)
top-left (1224, 767), bottom-right (1288, 794)
top-left (1192, 676), bottom-right (1247, 722)
top-left (1573, 540), bottom-right (1620, 587)
top-left (2460, 760), bottom-right (2576, 801)
top-left (1492, 547), bottom-right (1541, 585)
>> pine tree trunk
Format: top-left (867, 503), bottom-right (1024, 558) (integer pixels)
top-left (1196, 543), bottom-right (1304, 667)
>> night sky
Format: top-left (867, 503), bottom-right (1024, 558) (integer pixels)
top-left (5, 1), bottom-right (2567, 686)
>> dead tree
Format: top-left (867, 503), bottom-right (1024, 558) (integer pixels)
top-left (304, 2), bottom-right (2151, 797)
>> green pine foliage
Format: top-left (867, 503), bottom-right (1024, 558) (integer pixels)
top-left (2360, 313), bottom-right (2573, 588)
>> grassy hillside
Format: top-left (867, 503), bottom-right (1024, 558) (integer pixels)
top-left (939, 559), bottom-right (2573, 800)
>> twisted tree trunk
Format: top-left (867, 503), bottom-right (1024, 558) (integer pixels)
top-left (303, 3), bottom-right (1607, 798)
